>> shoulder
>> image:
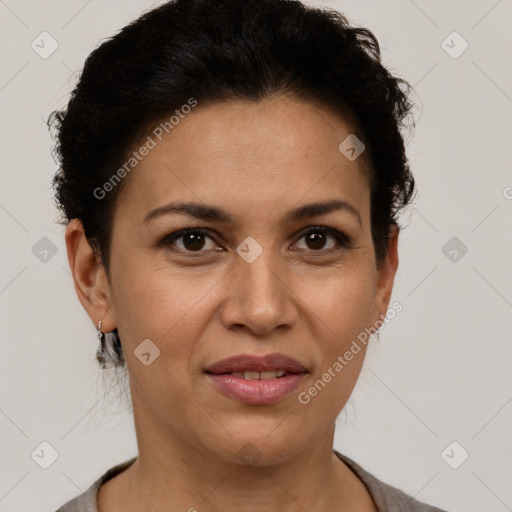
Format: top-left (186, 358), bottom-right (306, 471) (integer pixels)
top-left (54, 457), bottom-right (137, 512)
top-left (334, 450), bottom-right (448, 512)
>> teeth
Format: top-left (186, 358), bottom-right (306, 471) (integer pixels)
top-left (228, 370), bottom-right (289, 380)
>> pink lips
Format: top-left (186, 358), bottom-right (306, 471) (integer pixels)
top-left (204, 353), bottom-right (307, 404)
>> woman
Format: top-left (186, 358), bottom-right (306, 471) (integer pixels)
top-left (50, 0), bottom-right (447, 510)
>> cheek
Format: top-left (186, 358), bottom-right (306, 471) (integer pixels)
top-left (297, 266), bottom-right (375, 340)
top-left (109, 264), bottom-right (217, 418)
top-left (109, 258), bottom-right (220, 361)
top-left (296, 269), bottom-right (374, 399)
top-left (115, 269), bottom-right (212, 340)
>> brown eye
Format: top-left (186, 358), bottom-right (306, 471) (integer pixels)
top-left (163, 228), bottom-right (219, 253)
top-left (180, 232), bottom-right (207, 251)
top-left (304, 231), bottom-right (329, 250)
top-left (293, 226), bottom-right (351, 253)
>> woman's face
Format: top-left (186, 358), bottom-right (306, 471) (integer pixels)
top-left (71, 95), bottom-right (398, 465)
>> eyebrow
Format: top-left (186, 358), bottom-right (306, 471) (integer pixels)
top-left (143, 199), bottom-right (362, 227)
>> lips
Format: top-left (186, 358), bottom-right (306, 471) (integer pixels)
top-left (204, 353), bottom-right (307, 375)
top-left (204, 353), bottom-right (307, 404)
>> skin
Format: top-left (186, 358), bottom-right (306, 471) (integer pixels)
top-left (65, 94), bottom-right (399, 512)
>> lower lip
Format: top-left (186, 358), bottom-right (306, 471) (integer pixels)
top-left (205, 373), bottom-right (305, 404)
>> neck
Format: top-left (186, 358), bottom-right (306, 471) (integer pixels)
top-left (101, 416), bottom-right (376, 512)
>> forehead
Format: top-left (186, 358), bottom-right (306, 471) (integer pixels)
top-left (114, 96), bottom-right (371, 227)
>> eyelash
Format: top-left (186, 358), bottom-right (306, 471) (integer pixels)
top-left (160, 225), bottom-right (352, 256)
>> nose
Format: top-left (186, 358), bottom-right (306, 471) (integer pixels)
top-left (220, 250), bottom-right (298, 336)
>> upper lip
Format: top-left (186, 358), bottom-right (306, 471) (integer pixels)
top-left (205, 353), bottom-right (308, 374)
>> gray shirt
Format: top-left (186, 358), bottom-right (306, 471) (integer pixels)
top-left (55, 450), bottom-right (448, 511)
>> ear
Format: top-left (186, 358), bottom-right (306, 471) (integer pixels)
top-left (65, 219), bottom-right (117, 333)
top-left (372, 224), bottom-right (399, 322)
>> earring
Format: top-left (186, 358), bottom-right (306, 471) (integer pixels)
top-left (96, 320), bottom-right (107, 367)
top-left (375, 312), bottom-right (385, 342)
top-left (372, 313), bottom-right (386, 341)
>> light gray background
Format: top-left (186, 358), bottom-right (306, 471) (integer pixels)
top-left (1, 1), bottom-right (511, 511)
